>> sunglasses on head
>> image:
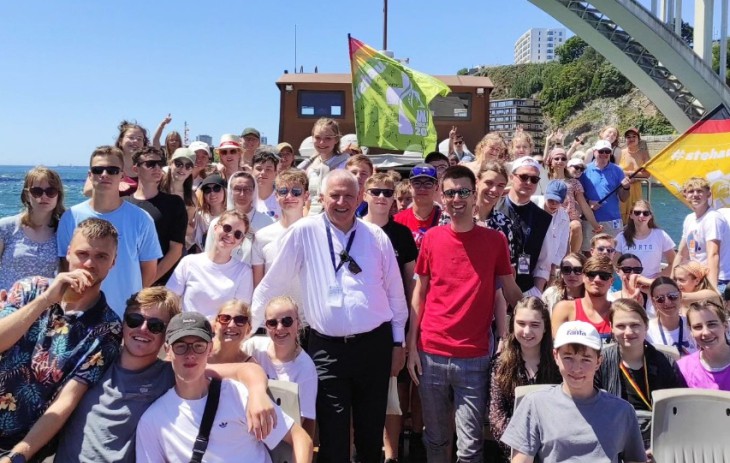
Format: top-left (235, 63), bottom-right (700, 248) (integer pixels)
top-left (171, 340), bottom-right (208, 355)
top-left (443, 188), bottom-right (474, 199)
top-left (90, 166), bottom-right (122, 176)
top-left (137, 160), bottom-right (165, 169)
top-left (560, 265), bottom-right (583, 275)
top-left (202, 184), bottom-right (223, 194)
top-left (216, 314), bottom-right (249, 326)
top-left (516, 174), bottom-right (540, 184)
top-left (173, 159), bottom-right (193, 169)
top-left (124, 312), bottom-right (166, 335)
top-left (411, 180), bottom-right (436, 189)
top-left (585, 270), bottom-right (613, 281)
top-left (653, 292), bottom-right (680, 304)
top-left (596, 246), bottom-right (615, 254)
top-left (220, 223), bottom-right (244, 240)
top-left (276, 187), bottom-right (304, 197)
top-left (367, 188), bottom-right (395, 198)
top-left (339, 250), bottom-right (362, 274)
top-left (27, 187), bottom-right (59, 199)
top-left (632, 210), bottom-right (651, 217)
top-left (619, 266), bottom-right (644, 274)
top-left (265, 316), bottom-right (295, 329)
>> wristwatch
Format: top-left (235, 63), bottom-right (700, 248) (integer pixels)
top-left (7, 453), bottom-right (26, 463)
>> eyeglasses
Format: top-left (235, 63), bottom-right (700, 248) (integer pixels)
top-left (216, 314), bottom-right (249, 326)
top-left (516, 174), bottom-right (540, 184)
top-left (173, 159), bottom-right (193, 169)
top-left (202, 184), bottom-right (223, 194)
top-left (570, 166), bottom-right (585, 172)
top-left (171, 340), bottom-right (209, 355)
top-left (595, 246), bottom-right (615, 254)
top-left (339, 250), bottom-right (362, 274)
top-left (411, 180), bottom-right (436, 189)
top-left (597, 149), bottom-right (612, 154)
top-left (27, 187), bottom-right (59, 199)
top-left (585, 270), bottom-right (613, 281)
top-left (632, 210), bottom-right (651, 217)
top-left (137, 160), bottom-right (165, 169)
top-left (560, 265), bottom-right (583, 275)
top-left (232, 187), bottom-right (253, 195)
top-left (443, 188), bottom-right (474, 199)
top-left (124, 312), bottom-right (166, 335)
top-left (367, 188), bottom-right (395, 198)
top-left (653, 292), bottom-right (680, 304)
top-left (265, 316), bottom-right (295, 329)
top-left (219, 149), bottom-right (239, 156)
top-left (220, 223), bottom-right (244, 240)
top-left (619, 266), bottom-right (644, 274)
top-left (90, 166), bottom-right (122, 176)
top-left (276, 187), bottom-right (304, 197)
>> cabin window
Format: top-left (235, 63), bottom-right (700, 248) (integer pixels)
top-left (431, 93), bottom-right (471, 120)
top-left (298, 91), bottom-right (345, 118)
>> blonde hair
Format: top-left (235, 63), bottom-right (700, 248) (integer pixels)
top-left (216, 299), bottom-right (252, 320)
top-left (124, 287), bottom-right (181, 320)
top-left (682, 177), bottom-right (710, 192)
top-left (475, 133), bottom-right (508, 162)
top-left (312, 118), bottom-right (342, 156)
top-left (510, 131), bottom-right (534, 155)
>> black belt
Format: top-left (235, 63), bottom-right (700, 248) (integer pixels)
top-left (311, 322), bottom-right (390, 344)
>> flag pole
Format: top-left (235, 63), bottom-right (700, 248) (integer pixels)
top-left (597, 168), bottom-right (646, 204)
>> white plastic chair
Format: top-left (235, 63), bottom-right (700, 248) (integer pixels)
top-left (651, 388), bottom-right (730, 462)
top-left (652, 343), bottom-right (680, 361)
top-left (268, 380), bottom-right (301, 463)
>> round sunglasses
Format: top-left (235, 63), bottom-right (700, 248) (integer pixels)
top-left (220, 223), bottom-right (244, 240)
top-left (265, 316), bottom-right (295, 329)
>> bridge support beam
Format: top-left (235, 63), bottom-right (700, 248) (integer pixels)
top-left (694, 0), bottom-right (714, 64)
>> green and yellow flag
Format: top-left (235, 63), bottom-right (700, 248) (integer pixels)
top-left (349, 35), bottom-right (450, 153)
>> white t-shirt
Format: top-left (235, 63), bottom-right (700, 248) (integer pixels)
top-left (243, 336), bottom-right (318, 420)
top-left (135, 378), bottom-right (294, 463)
top-left (166, 253), bottom-right (253, 318)
top-left (256, 191), bottom-right (282, 221)
top-left (546, 207), bottom-right (570, 266)
top-left (647, 316), bottom-right (697, 355)
top-left (615, 228), bottom-right (675, 278)
top-left (681, 209), bottom-right (730, 280)
top-left (252, 222), bottom-right (287, 271)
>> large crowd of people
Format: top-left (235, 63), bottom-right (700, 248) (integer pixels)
top-left (0, 116), bottom-right (729, 463)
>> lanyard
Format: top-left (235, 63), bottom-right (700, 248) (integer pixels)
top-left (619, 356), bottom-right (652, 410)
top-left (326, 224), bottom-right (356, 275)
top-left (658, 317), bottom-right (688, 355)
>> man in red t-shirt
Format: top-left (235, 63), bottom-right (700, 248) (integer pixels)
top-left (406, 166), bottom-right (522, 463)
top-left (394, 164), bottom-right (441, 250)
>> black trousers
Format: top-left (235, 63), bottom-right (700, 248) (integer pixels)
top-left (308, 322), bottom-right (393, 463)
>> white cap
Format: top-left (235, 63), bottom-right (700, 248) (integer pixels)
top-left (554, 321), bottom-right (602, 351)
top-left (568, 158), bottom-right (585, 168)
top-left (593, 139), bottom-right (612, 152)
top-left (511, 156), bottom-right (541, 173)
top-left (188, 141), bottom-right (211, 158)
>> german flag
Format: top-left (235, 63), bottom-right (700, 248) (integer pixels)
top-left (643, 105), bottom-right (730, 209)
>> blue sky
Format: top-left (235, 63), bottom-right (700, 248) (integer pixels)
top-left (0, 0), bottom-right (712, 166)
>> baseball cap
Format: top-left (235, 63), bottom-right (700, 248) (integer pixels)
top-left (545, 180), bottom-right (568, 203)
top-left (410, 163), bottom-right (438, 180)
top-left (218, 134), bottom-right (241, 150)
top-left (511, 156), bottom-right (541, 173)
top-left (276, 142), bottom-right (294, 154)
top-left (189, 141), bottom-right (212, 159)
top-left (199, 174), bottom-right (226, 189)
top-left (241, 127), bottom-right (261, 139)
top-left (554, 321), bottom-right (602, 351)
top-left (593, 140), bottom-right (612, 152)
top-left (170, 147), bottom-right (196, 164)
top-left (568, 158), bottom-right (585, 168)
top-left (624, 127), bottom-right (640, 137)
top-left (166, 312), bottom-right (213, 345)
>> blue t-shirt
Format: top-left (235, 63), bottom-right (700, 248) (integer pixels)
top-left (580, 162), bottom-right (626, 222)
top-left (56, 200), bottom-right (162, 316)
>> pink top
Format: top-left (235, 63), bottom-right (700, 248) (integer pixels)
top-left (563, 178), bottom-right (584, 221)
top-left (677, 351), bottom-right (730, 391)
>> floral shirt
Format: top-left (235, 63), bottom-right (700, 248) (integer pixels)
top-left (0, 276), bottom-right (122, 441)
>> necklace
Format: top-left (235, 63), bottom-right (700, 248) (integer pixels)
top-left (413, 208), bottom-right (432, 221)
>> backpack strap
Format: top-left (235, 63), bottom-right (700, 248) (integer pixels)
top-left (190, 378), bottom-right (222, 463)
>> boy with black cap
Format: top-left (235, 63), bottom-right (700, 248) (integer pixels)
top-left (136, 311), bottom-right (313, 462)
top-left (501, 320), bottom-right (646, 463)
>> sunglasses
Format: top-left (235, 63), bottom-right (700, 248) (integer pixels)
top-left (516, 174), bottom-right (540, 184)
top-left (560, 265), bottom-right (583, 275)
top-left (90, 166), bottom-right (122, 176)
top-left (570, 166), bottom-right (585, 172)
top-left (171, 340), bottom-right (209, 355)
top-left (411, 180), bottom-right (436, 189)
top-left (619, 266), bottom-right (644, 274)
top-left (219, 149), bottom-right (239, 156)
top-left (137, 160), bottom-right (165, 169)
top-left (454, 141), bottom-right (463, 145)
top-left (595, 246), bottom-right (616, 254)
top-left (216, 314), bottom-right (249, 326)
top-left (339, 250), bottom-right (362, 274)
top-left (220, 223), bottom-right (244, 240)
top-left (276, 187), bottom-right (304, 197)
top-left (653, 292), bottom-right (680, 304)
top-left (443, 188), bottom-right (474, 199)
top-left (585, 270), bottom-right (613, 281)
top-left (124, 312), bottom-right (166, 335)
top-left (27, 186), bottom-right (59, 199)
top-left (173, 159), bottom-right (194, 169)
top-left (552, 157), bottom-right (567, 162)
top-left (265, 316), bottom-right (295, 329)
top-left (202, 184), bottom-right (223, 194)
top-left (597, 149), bottom-right (612, 154)
top-left (632, 210), bottom-right (651, 217)
top-left (367, 188), bottom-right (395, 198)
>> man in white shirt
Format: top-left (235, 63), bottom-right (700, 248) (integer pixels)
top-left (251, 169), bottom-right (408, 463)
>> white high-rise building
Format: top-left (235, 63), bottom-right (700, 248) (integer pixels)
top-left (514, 28), bottom-right (566, 64)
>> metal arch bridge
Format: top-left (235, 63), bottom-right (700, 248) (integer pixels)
top-left (529, 0), bottom-right (730, 131)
